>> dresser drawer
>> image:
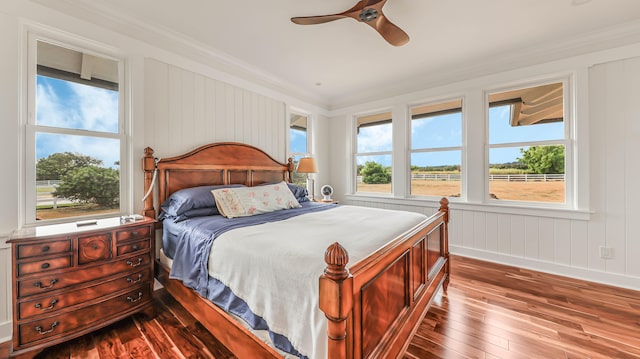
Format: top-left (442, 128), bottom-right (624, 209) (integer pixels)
top-left (78, 233), bottom-right (112, 264)
top-left (17, 256), bottom-right (73, 277)
top-left (116, 239), bottom-right (149, 257)
top-left (17, 269), bottom-right (152, 320)
top-left (116, 226), bottom-right (150, 243)
top-left (17, 253), bottom-right (152, 298)
top-left (16, 240), bottom-right (72, 259)
top-left (17, 286), bottom-right (152, 347)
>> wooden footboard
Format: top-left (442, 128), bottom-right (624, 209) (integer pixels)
top-left (144, 143), bottom-right (450, 359)
top-left (320, 198), bottom-right (449, 359)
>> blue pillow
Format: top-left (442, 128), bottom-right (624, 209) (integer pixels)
top-left (160, 184), bottom-right (245, 217)
top-left (173, 207), bottom-right (218, 222)
top-left (286, 183), bottom-right (309, 203)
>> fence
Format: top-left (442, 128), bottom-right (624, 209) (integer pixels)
top-left (357, 173), bottom-right (565, 183)
top-left (36, 180), bottom-right (65, 209)
top-left (36, 180), bottom-right (63, 186)
top-left (410, 173), bottom-right (461, 181)
top-left (487, 174), bottom-right (565, 182)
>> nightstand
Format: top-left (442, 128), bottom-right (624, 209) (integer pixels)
top-left (313, 199), bottom-right (339, 204)
top-left (8, 216), bottom-right (156, 357)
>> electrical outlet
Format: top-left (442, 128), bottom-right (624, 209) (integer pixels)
top-left (599, 246), bottom-right (613, 259)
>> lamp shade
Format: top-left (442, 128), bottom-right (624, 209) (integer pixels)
top-left (297, 157), bottom-right (318, 173)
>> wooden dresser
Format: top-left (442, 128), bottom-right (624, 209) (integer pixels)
top-left (8, 217), bottom-right (156, 357)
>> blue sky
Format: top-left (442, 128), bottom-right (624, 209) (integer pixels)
top-left (36, 76), bottom-right (120, 168)
top-left (357, 106), bottom-right (564, 167)
top-left (290, 128), bottom-right (307, 154)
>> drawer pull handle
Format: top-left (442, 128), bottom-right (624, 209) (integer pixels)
top-left (35, 321), bottom-right (59, 335)
top-left (126, 258), bottom-right (143, 267)
top-left (92, 244), bottom-right (99, 250)
top-left (35, 299), bottom-right (58, 311)
top-left (42, 246), bottom-right (50, 252)
top-left (132, 244), bottom-right (139, 250)
top-left (126, 292), bottom-right (143, 303)
top-left (34, 279), bottom-right (58, 289)
top-left (132, 231), bottom-right (139, 236)
top-left (41, 263), bottom-right (50, 269)
top-left (127, 274), bottom-right (143, 284)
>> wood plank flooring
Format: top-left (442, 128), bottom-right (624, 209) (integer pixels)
top-left (2, 255), bottom-right (639, 359)
top-left (404, 256), bottom-right (640, 359)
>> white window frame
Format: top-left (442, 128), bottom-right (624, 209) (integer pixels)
top-left (408, 98), bottom-right (464, 199)
top-left (22, 28), bottom-right (130, 225)
top-left (484, 76), bottom-right (574, 208)
top-left (352, 110), bottom-right (394, 196)
top-left (288, 108), bottom-right (312, 159)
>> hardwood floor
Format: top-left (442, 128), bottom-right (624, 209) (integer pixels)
top-left (2, 255), bottom-right (639, 359)
top-left (404, 256), bottom-right (640, 359)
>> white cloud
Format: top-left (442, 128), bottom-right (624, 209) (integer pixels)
top-left (36, 81), bottom-right (81, 128)
top-left (69, 82), bottom-right (118, 133)
top-left (36, 77), bottom-right (120, 168)
top-left (357, 123), bottom-right (392, 153)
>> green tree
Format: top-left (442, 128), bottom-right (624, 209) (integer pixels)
top-left (53, 166), bottom-right (120, 206)
top-left (518, 145), bottom-right (564, 174)
top-left (361, 161), bottom-right (391, 184)
top-left (36, 152), bottom-right (103, 180)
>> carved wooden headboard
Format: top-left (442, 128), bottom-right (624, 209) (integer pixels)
top-left (142, 142), bottom-right (293, 219)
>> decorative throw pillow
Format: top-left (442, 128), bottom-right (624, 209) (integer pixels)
top-left (212, 181), bottom-right (301, 218)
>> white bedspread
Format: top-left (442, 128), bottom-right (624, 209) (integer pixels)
top-left (207, 205), bottom-right (427, 359)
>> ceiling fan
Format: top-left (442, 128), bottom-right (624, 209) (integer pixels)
top-left (291, 0), bottom-right (410, 47)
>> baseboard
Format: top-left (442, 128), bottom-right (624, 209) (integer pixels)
top-left (451, 245), bottom-right (640, 291)
top-left (0, 320), bottom-right (11, 343)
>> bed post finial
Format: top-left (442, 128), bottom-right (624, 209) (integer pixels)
top-left (142, 147), bottom-right (156, 219)
top-left (324, 242), bottom-right (350, 280)
top-left (287, 157), bottom-right (294, 182)
top-left (439, 197), bottom-right (449, 223)
top-left (319, 242), bottom-right (353, 359)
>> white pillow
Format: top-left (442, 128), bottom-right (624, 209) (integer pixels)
top-left (212, 181), bottom-right (301, 218)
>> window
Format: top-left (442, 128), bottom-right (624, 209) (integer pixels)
top-left (27, 37), bottom-right (125, 223)
top-left (410, 99), bottom-right (463, 198)
top-left (487, 81), bottom-right (567, 204)
top-left (355, 111), bottom-right (393, 194)
top-left (289, 112), bottom-right (310, 186)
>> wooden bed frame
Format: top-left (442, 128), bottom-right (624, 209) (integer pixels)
top-left (142, 142), bottom-right (450, 359)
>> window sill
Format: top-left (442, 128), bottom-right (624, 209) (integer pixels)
top-left (343, 194), bottom-right (592, 221)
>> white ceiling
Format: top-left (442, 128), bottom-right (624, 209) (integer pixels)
top-left (34, 0), bottom-right (640, 109)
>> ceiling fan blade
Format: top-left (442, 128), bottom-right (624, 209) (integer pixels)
top-left (343, 0), bottom-right (386, 15)
top-left (291, 14), bottom-right (347, 25)
top-left (367, 13), bottom-right (410, 46)
top-left (291, 0), bottom-right (409, 46)
top-left (292, 0), bottom-right (384, 25)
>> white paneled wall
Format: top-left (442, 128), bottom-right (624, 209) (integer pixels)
top-left (336, 55), bottom-right (640, 290)
top-left (0, 242), bottom-right (11, 341)
top-left (590, 57), bottom-right (640, 277)
top-left (143, 58), bottom-right (287, 161)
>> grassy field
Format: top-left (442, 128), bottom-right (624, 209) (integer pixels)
top-left (36, 204), bottom-right (118, 220)
top-left (358, 180), bottom-right (564, 203)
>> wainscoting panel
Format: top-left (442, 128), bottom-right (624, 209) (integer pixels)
top-left (143, 58), bottom-right (286, 162)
